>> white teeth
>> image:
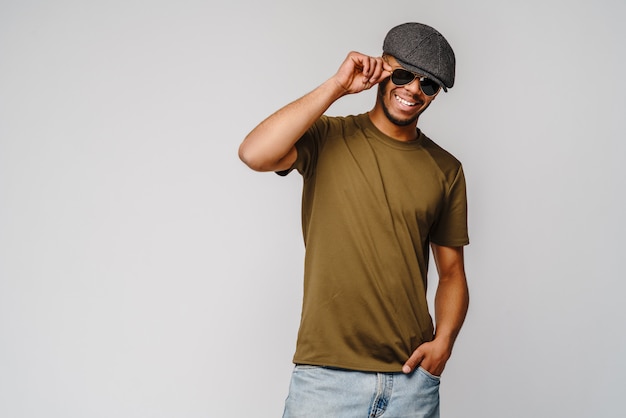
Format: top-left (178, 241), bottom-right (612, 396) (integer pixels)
top-left (395, 95), bottom-right (416, 106)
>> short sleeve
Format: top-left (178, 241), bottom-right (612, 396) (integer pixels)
top-left (429, 165), bottom-right (469, 247)
top-left (275, 116), bottom-right (330, 178)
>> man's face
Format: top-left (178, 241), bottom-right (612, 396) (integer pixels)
top-left (377, 55), bottom-right (440, 127)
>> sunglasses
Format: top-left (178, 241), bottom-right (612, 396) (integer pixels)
top-left (390, 68), bottom-right (440, 97)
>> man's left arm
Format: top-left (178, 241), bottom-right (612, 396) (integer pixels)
top-left (402, 243), bottom-right (469, 375)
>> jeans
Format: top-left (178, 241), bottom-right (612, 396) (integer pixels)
top-left (282, 365), bottom-right (440, 418)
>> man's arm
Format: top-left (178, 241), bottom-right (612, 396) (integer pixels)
top-left (238, 52), bottom-right (391, 172)
top-left (402, 244), bottom-right (469, 376)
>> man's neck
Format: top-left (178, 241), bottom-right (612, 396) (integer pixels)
top-left (368, 108), bottom-right (419, 142)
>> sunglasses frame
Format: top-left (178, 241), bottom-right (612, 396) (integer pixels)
top-left (389, 68), bottom-right (441, 97)
top-left (382, 55), bottom-right (441, 97)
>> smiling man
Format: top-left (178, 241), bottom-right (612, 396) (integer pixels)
top-left (239, 22), bottom-right (470, 418)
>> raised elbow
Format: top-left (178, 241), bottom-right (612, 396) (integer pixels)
top-left (238, 139), bottom-right (296, 172)
top-left (238, 143), bottom-right (268, 171)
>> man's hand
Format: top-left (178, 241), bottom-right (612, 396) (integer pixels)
top-left (332, 51), bottom-right (391, 95)
top-left (402, 338), bottom-right (452, 376)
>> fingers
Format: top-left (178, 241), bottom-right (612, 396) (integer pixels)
top-left (358, 53), bottom-right (389, 85)
top-left (339, 52), bottom-right (391, 93)
top-left (402, 347), bottom-right (424, 374)
top-left (404, 340), bottom-right (451, 376)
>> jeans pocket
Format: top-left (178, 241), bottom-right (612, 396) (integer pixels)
top-left (417, 366), bottom-right (441, 382)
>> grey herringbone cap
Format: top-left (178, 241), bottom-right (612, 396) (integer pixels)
top-left (383, 22), bottom-right (455, 91)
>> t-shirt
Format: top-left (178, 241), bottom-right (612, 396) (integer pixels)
top-left (279, 113), bottom-right (469, 372)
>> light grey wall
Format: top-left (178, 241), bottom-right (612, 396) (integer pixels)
top-left (1, 0), bottom-right (624, 417)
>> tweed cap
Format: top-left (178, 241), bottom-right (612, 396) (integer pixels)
top-left (383, 22), bottom-right (455, 91)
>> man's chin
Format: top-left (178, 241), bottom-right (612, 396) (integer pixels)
top-left (383, 108), bottom-right (419, 127)
top-left (392, 116), bottom-right (417, 126)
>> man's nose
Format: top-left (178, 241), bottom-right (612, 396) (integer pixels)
top-left (403, 78), bottom-right (424, 97)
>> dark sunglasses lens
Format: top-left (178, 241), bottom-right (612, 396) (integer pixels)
top-left (420, 79), bottom-right (439, 96)
top-left (391, 69), bottom-right (414, 86)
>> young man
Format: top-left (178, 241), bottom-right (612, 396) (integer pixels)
top-left (239, 22), bottom-right (469, 418)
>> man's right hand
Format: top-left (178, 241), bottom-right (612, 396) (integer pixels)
top-left (332, 51), bottom-right (392, 95)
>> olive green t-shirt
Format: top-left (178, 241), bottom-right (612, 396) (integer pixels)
top-left (280, 113), bottom-right (469, 372)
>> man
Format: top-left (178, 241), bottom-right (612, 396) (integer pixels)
top-left (239, 22), bottom-right (469, 418)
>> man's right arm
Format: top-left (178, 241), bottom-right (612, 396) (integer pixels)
top-left (238, 52), bottom-right (391, 172)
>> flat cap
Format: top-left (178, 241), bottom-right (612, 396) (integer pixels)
top-left (383, 22), bottom-right (455, 91)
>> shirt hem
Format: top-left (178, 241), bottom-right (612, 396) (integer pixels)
top-left (292, 358), bottom-right (405, 373)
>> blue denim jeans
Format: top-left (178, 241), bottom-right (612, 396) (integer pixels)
top-left (282, 365), bottom-right (440, 418)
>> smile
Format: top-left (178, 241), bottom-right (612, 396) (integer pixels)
top-left (394, 94), bottom-right (418, 107)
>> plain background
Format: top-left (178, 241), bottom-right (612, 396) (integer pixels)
top-left (1, 0), bottom-right (625, 417)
